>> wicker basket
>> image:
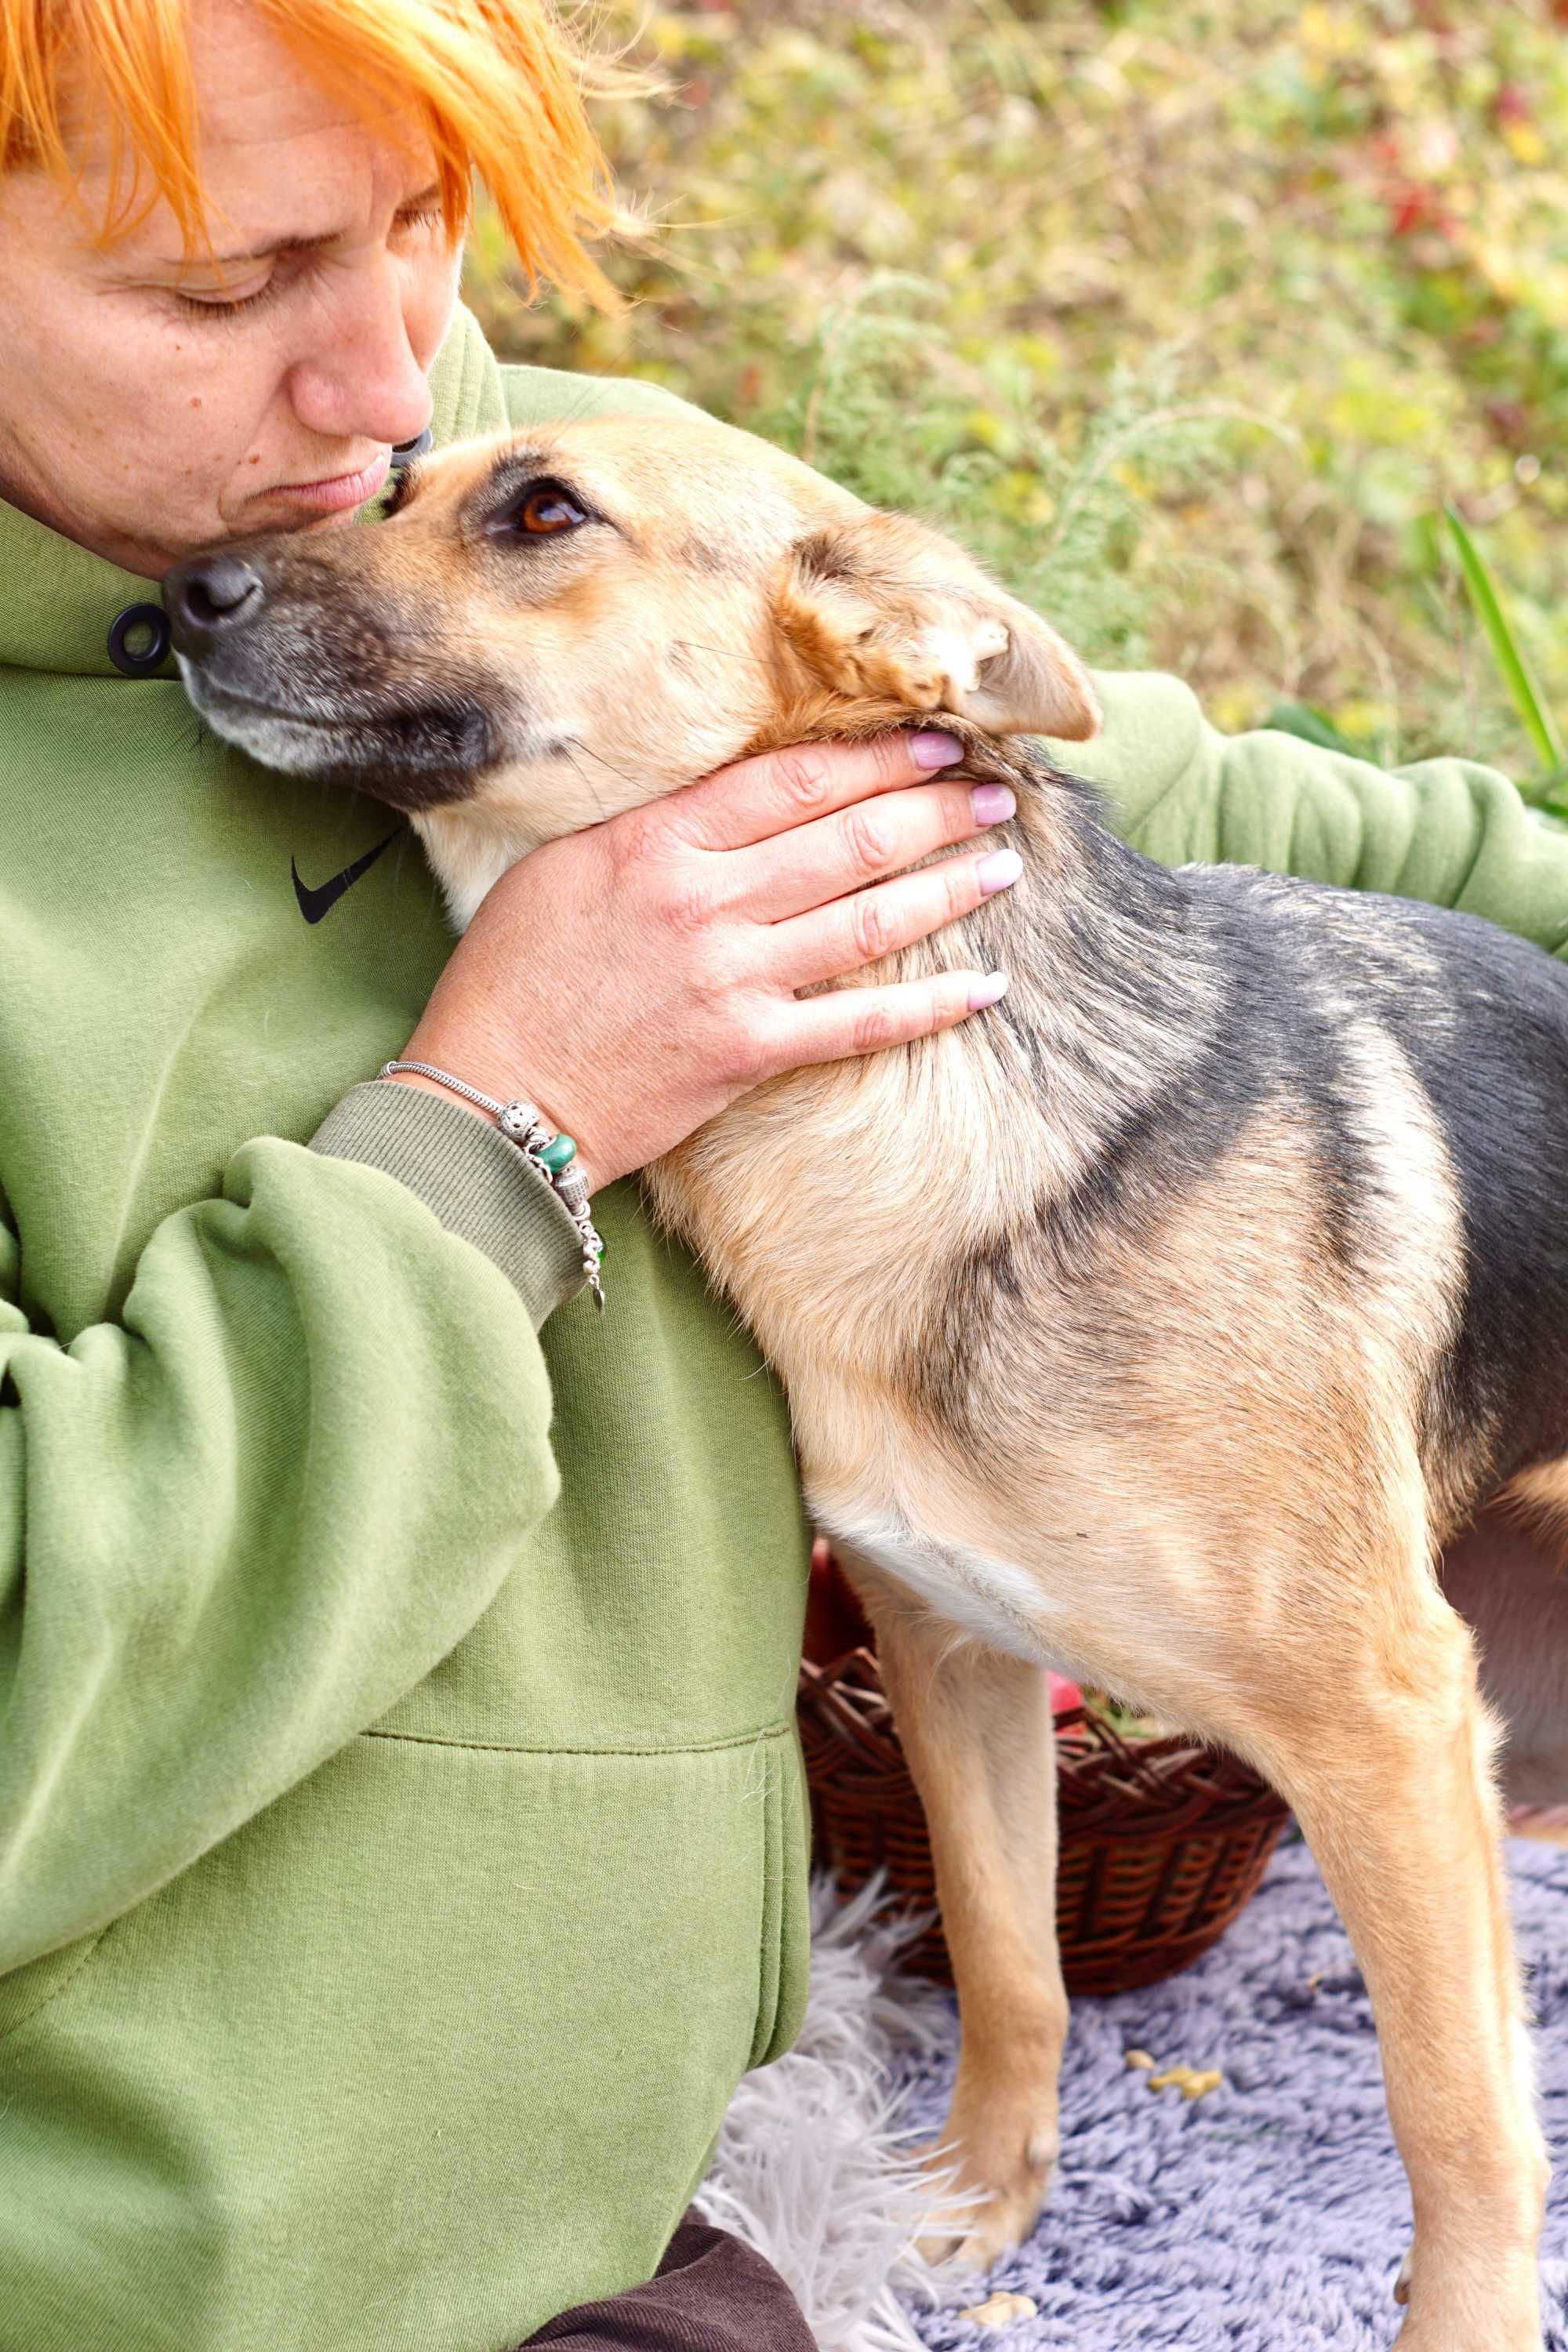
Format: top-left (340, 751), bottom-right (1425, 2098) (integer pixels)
top-left (797, 1557), bottom-right (1290, 1995)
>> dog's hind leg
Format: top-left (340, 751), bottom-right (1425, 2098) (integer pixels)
top-left (836, 1547), bottom-right (1068, 2270)
top-left (1220, 1536), bottom-right (1548, 2351)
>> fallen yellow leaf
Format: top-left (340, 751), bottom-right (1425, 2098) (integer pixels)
top-left (958, 2290), bottom-right (1040, 2329)
top-left (1147, 2063), bottom-right (1224, 2100)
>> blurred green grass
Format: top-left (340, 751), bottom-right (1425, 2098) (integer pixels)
top-left (465, 0), bottom-right (1567, 775)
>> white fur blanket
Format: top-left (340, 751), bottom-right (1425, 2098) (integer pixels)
top-left (696, 1875), bottom-right (982, 2351)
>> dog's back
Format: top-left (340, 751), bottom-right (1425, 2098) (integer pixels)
top-left (1180, 860), bottom-right (1568, 1518)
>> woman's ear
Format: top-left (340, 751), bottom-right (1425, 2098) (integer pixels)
top-left (773, 509), bottom-right (1102, 742)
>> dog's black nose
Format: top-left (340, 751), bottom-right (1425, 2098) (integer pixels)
top-left (163, 555), bottom-right (265, 649)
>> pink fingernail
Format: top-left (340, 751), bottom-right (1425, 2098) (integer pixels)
top-left (977, 848), bottom-right (1023, 895)
top-left (910, 729), bottom-right (963, 768)
top-left (968, 971), bottom-right (1010, 1010)
top-left (971, 783), bottom-right (1016, 824)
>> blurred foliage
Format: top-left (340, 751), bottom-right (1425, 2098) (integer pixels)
top-left (465, 0), bottom-right (1568, 773)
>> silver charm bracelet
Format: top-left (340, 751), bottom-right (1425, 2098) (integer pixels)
top-left (378, 1060), bottom-right (606, 1310)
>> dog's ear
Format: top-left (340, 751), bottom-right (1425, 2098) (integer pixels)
top-left (773, 510), bottom-right (1101, 741)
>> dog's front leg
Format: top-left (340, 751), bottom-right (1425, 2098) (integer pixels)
top-left (837, 1551), bottom-right (1068, 2269)
top-left (1240, 1576), bottom-right (1548, 2350)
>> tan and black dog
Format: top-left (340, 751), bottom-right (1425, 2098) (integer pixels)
top-left (165, 413), bottom-right (1568, 2350)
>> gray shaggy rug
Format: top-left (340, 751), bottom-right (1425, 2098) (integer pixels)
top-left (700, 1838), bottom-right (1568, 2351)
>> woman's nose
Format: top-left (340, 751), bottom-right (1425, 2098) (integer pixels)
top-left (285, 253), bottom-right (434, 452)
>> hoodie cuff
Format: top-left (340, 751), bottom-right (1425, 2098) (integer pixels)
top-left (309, 1080), bottom-right (587, 1330)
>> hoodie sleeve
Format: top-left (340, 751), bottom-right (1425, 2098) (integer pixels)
top-left (0, 1081), bottom-right (585, 1973)
top-left (1059, 669), bottom-right (1568, 959)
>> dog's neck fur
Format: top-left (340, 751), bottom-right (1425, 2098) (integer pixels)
top-left (644, 720), bottom-right (1219, 1399)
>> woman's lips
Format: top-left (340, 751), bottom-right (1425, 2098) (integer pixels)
top-left (268, 450), bottom-right (392, 514)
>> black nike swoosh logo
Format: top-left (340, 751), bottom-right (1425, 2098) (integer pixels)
top-left (292, 829), bottom-right (400, 924)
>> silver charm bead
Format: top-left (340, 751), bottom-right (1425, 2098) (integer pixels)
top-left (498, 1098), bottom-right (542, 1144)
top-left (555, 1168), bottom-right (591, 1218)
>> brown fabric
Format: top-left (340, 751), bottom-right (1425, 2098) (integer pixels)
top-left (513, 2211), bottom-right (818, 2351)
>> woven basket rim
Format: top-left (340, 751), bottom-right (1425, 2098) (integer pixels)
top-left (798, 1646), bottom-right (1290, 1833)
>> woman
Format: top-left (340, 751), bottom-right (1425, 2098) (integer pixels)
top-left (1, 6), bottom-right (1563, 2350)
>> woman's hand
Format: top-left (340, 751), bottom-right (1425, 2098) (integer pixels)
top-left (389, 728), bottom-right (1021, 1192)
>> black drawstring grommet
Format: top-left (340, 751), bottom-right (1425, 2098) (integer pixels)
top-left (107, 603), bottom-right (173, 677)
top-left (389, 426), bottom-right (434, 470)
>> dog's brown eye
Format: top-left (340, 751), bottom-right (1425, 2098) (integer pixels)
top-left (514, 485), bottom-right (588, 537)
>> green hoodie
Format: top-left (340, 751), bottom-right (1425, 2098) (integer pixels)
top-left (2, 303), bottom-right (1565, 2352)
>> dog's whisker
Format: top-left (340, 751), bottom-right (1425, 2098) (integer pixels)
top-left (555, 742), bottom-right (615, 820)
top-left (669, 639), bottom-right (775, 677)
top-left (559, 738), bottom-right (647, 795)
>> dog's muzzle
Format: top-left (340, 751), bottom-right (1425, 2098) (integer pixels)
top-left (163, 554), bottom-right (267, 654)
top-left (161, 552), bottom-right (498, 811)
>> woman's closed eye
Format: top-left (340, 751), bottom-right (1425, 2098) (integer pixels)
top-left (166, 201), bottom-right (448, 324)
top-left (171, 275), bottom-right (286, 322)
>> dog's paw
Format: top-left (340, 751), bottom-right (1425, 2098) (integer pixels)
top-left (911, 2120), bottom-right (1058, 2271)
top-left (1387, 2244), bottom-right (1544, 2352)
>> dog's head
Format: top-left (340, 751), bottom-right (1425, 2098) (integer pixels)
top-left (165, 410), bottom-right (1099, 895)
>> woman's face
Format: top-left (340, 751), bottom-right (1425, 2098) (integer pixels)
top-left (0, 1), bottom-right (463, 577)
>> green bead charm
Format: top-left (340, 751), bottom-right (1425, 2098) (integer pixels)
top-left (538, 1133), bottom-right (578, 1173)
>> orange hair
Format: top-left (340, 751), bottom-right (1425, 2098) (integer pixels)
top-left (0, 0), bottom-right (626, 305)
